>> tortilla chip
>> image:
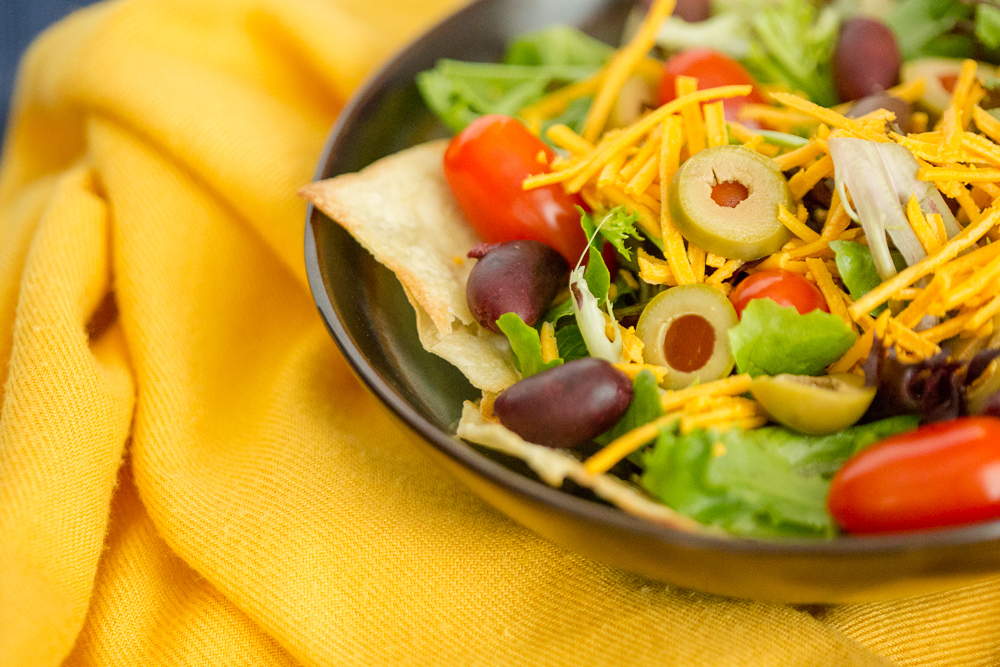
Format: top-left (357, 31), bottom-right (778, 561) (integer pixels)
top-left (457, 402), bottom-right (707, 533)
top-left (300, 140), bottom-right (518, 393)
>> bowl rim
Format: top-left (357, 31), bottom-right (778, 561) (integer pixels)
top-left (304, 0), bottom-right (1000, 559)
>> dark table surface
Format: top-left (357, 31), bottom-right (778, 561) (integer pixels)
top-left (2, 1), bottom-right (96, 133)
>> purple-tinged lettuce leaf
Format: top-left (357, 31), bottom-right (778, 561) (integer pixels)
top-left (863, 337), bottom-right (1000, 423)
top-left (967, 348), bottom-right (1000, 385)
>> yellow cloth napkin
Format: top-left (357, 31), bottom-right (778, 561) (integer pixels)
top-left (2, 1), bottom-right (1000, 665)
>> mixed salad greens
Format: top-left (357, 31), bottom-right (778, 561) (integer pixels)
top-left (303, 0), bottom-right (1000, 539)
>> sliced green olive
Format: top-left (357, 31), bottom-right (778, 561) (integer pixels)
top-left (609, 75), bottom-right (654, 129)
top-left (668, 145), bottom-right (794, 261)
top-left (968, 359), bottom-right (1000, 416)
top-left (901, 57), bottom-right (995, 116)
top-left (961, 315), bottom-right (1000, 414)
top-left (750, 373), bottom-right (876, 435)
top-left (636, 284), bottom-right (738, 390)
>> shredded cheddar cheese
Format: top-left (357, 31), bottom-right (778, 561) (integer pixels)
top-left (778, 204), bottom-right (821, 242)
top-left (614, 362), bottom-right (669, 384)
top-left (523, 84), bottom-right (753, 192)
top-left (703, 101), bottom-right (728, 148)
top-left (584, 379), bottom-right (763, 474)
top-left (787, 154), bottom-right (834, 200)
top-left (906, 193), bottom-right (943, 254)
top-left (769, 92), bottom-right (888, 143)
top-left (805, 258), bottom-right (851, 327)
top-left (638, 248), bottom-right (678, 286)
top-left (773, 140), bottom-right (826, 172)
top-left (676, 75), bottom-right (708, 155)
top-left (660, 375), bottom-right (754, 412)
top-left (828, 326), bottom-right (876, 374)
top-left (540, 322), bottom-right (559, 363)
top-left (580, 0), bottom-right (676, 142)
top-left (849, 204), bottom-right (1000, 320)
top-left (583, 412), bottom-right (682, 474)
top-left (513, 43), bottom-right (1000, 449)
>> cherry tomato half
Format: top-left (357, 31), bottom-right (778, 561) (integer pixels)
top-left (658, 49), bottom-right (766, 122)
top-left (443, 114), bottom-right (588, 263)
top-left (828, 417), bottom-right (1000, 534)
top-left (729, 269), bottom-right (829, 318)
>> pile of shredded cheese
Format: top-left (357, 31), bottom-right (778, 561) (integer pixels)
top-left (508, 0), bottom-right (1000, 472)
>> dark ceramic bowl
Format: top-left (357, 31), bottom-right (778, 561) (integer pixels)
top-left (304, 0), bottom-right (1000, 603)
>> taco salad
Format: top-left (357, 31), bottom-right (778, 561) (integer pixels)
top-left (301, 0), bottom-right (1000, 538)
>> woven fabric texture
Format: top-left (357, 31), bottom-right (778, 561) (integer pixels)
top-left (0, 1), bottom-right (998, 665)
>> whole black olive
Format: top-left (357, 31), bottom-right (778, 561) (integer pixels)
top-left (466, 240), bottom-right (569, 333)
top-left (848, 93), bottom-right (912, 134)
top-left (833, 18), bottom-right (902, 102)
top-left (494, 358), bottom-right (634, 448)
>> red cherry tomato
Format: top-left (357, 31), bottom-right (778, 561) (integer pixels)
top-left (443, 114), bottom-right (588, 263)
top-left (729, 269), bottom-right (829, 318)
top-left (828, 417), bottom-right (1000, 534)
top-left (658, 49), bottom-right (766, 122)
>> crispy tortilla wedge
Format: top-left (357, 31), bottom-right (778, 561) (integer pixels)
top-left (302, 140), bottom-right (710, 534)
top-left (299, 140), bottom-right (518, 393)
top-left (457, 403), bottom-right (705, 532)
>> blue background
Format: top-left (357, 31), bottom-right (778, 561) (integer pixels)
top-left (2, 1), bottom-right (96, 132)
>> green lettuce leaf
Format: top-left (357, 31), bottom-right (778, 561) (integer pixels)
top-left (416, 60), bottom-right (596, 133)
top-left (765, 415), bottom-right (920, 477)
top-left (830, 240), bottom-right (884, 315)
top-left (728, 299), bottom-right (857, 377)
top-left (977, 3), bottom-right (1000, 51)
top-left (887, 0), bottom-right (978, 61)
top-left (416, 26), bottom-right (608, 133)
top-left (504, 25), bottom-right (613, 68)
top-left (580, 207), bottom-right (642, 260)
top-left (640, 417), bottom-right (919, 537)
top-left (554, 324), bottom-right (590, 362)
top-left (656, 0), bottom-right (841, 104)
top-left (596, 370), bottom-right (664, 445)
top-left (744, 0), bottom-right (840, 107)
top-left (496, 313), bottom-right (562, 377)
top-left (642, 427), bottom-right (833, 536)
top-left (887, 0), bottom-right (964, 60)
top-left (543, 298), bottom-right (575, 324)
top-left (829, 240), bottom-right (907, 317)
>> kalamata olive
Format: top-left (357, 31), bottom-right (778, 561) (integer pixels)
top-left (494, 358), bottom-right (634, 448)
top-left (466, 240), bottom-right (569, 333)
top-left (641, 0), bottom-right (711, 22)
top-left (833, 18), bottom-right (902, 102)
top-left (847, 93), bottom-right (912, 133)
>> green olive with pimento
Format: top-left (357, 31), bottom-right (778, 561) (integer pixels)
top-left (637, 284), bottom-right (739, 390)
top-left (750, 373), bottom-right (877, 435)
top-left (668, 145), bottom-right (794, 261)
